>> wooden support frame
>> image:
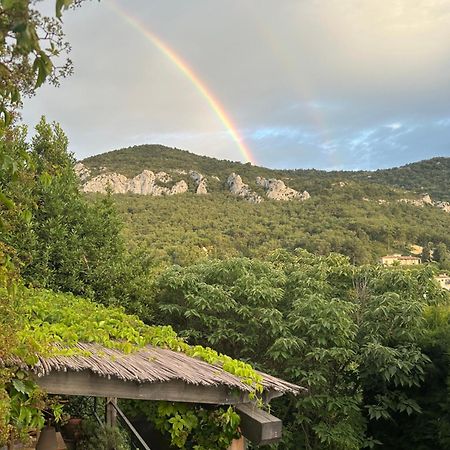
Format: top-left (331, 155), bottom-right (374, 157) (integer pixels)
top-left (34, 370), bottom-right (286, 446)
top-left (236, 403), bottom-right (282, 445)
top-left (105, 397), bottom-right (117, 428)
top-left (34, 370), bottom-right (252, 405)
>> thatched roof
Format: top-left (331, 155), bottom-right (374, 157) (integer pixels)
top-left (31, 343), bottom-right (303, 396)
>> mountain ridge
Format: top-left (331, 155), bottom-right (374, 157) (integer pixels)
top-left (78, 144), bottom-right (450, 266)
top-left (82, 144), bottom-right (449, 201)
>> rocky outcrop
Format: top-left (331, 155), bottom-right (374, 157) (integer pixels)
top-left (155, 171), bottom-right (172, 183)
top-left (77, 163), bottom-right (450, 212)
top-left (422, 194), bottom-right (433, 205)
top-left (398, 194), bottom-right (450, 213)
top-left (83, 172), bottom-right (129, 194)
top-left (197, 180), bottom-right (208, 195)
top-left (189, 171), bottom-right (202, 184)
top-left (399, 194), bottom-right (434, 207)
top-left (436, 201), bottom-right (450, 213)
top-left (170, 180), bottom-right (189, 195)
top-left (256, 177), bottom-right (310, 201)
top-left (190, 171), bottom-right (208, 195)
top-left (82, 170), bottom-right (187, 196)
top-left (131, 170), bottom-right (174, 195)
top-left (127, 170), bottom-right (158, 195)
top-left (332, 181), bottom-right (347, 187)
top-left (74, 162), bottom-right (90, 182)
top-left (227, 173), bottom-right (262, 203)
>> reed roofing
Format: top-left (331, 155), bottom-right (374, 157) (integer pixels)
top-left (31, 343), bottom-right (304, 396)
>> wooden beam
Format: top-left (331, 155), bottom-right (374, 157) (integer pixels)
top-left (34, 370), bottom-right (252, 405)
top-left (236, 403), bottom-right (282, 445)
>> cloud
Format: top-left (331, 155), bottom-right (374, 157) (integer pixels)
top-left (21, 0), bottom-right (450, 169)
top-left (386, 123), bottom-right (403, 130)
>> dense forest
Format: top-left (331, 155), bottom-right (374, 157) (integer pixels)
top-left (82, 145), bottom-right (450, 267)
top-left (349, 157), bottom-right (450, 201)
top-left (1, 2), bottom-right (450, 450)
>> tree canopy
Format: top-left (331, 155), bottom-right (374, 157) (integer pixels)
top-left (151, 251), bottom-right (449, 449)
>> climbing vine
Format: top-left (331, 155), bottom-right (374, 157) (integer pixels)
top-left (0, 283), bottom-right (262, 446)
top-left (13, 286), bottom-right (262, 391)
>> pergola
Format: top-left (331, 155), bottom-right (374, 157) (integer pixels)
top-left (30, 342), bottom-right (305, 448)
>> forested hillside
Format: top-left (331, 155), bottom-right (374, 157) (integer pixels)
top-left (349, 157), bottom-right (450, 201)
top-left (82, 145), bottom-right (450, 265)
top-left (83, 145), bottom-right (450, 200)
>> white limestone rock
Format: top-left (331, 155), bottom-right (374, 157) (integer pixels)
top-left (422, 194), bottom-right (433, 205)
top-left (256, 176), bottom-right (310, 201)
top-left (301, 190), bottom-right (311, 200)
top-left (196, 179), bottom-right (208, 195)
top-left (83, 172), bottom-right (129, 194)
top-left (170, 180), bottom-right (189, 195)
top-left (82, 169), bottom-right (187, 196)
top-left (399, 194), bottom-right (434, 208)
top-left (128, 170), bottom-right (157, 195)
top-left (155, 171), bottom-right (172, 183)
top-left (189, 171), bottom-right (203, 184)
top-left (190, 171), bottom-right (208, 195)
top-left (436, 201), bottom-right (450, 213)
top-left (74, 162), bottom-right (90, 182)
top-left (227, 173), bottom-right (262, 203)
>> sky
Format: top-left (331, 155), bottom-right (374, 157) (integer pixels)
top-left (22, 0), bottom-right (450, 170)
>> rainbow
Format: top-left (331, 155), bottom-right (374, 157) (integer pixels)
top-left (107, 0), bottom-right (257, 165)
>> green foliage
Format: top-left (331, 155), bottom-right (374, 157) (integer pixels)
top-left (368, 304), bottom-right (450, 449)
top-left (75, 418), bottom-right (129, 450)
top-left (152, 251), bottom-right (449, 449)
top-left (433, 243), bottom-right (448, 264)
top-left (110, 190), bottom-right (450, 267)
top-left (0, 0), bottom-right (76, 125)
top-left (421, 243), bottom-right (432, 263)
top-left (123, 401), bottom-right (240, 450)
top-left (0, 125), bottom-right (32, 233)
top-left (9, 285), bottom-right (255, 390)
top-left (349, 157), bottom-right (450, 202)
top-left (7, 377), bottom-right (46, 443)
top-left (1, 122), bottom-right (258, 446)
top-left (0, 283), bottom-right (260, 445)
top-left (1, 118), bottom-right (155, 319)
top-left (82, 144), bottom-right (280, 181)
top-left (156, 258), bottom-right (285, 363)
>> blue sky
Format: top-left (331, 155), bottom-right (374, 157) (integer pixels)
top-left (22, 0), bottom-right (450, 170)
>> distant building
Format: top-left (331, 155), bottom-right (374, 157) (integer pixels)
top-left (380, 254), bottom-right (421, 266)
top-left (435, 274), bottom-right (450, 291)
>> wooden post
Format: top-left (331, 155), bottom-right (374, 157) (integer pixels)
top-left (105, 397), bottom-right (117, 428)
top-left (228, 436), bottom-right (245, 450)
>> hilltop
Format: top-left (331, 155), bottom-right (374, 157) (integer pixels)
top-left (82, 145), bottom-right (450, 200)
top-left (348, 157), bottom-right (450, 201)
top-left (80, 145), bottom-right (450, 265)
